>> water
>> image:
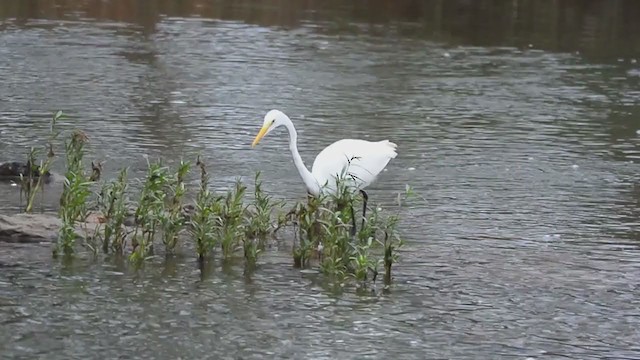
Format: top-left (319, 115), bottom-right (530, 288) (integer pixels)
top-left (2, 0), bottom-right (640, 358)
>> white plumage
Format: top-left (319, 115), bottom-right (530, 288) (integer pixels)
top-left (310, 138), bottom-right (398, 195)
top-left (251, 109), bottom-right (397, 197)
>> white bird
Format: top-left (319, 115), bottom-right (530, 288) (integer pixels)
top-left (251, 109), bottom-right (397, 231)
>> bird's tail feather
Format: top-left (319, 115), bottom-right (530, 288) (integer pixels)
top-left (380, 140), bottom-right (398, 158)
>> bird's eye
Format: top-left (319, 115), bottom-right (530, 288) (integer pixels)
top-left (271, 119), bottom-right (275, 124)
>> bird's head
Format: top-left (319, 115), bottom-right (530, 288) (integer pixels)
top-left (251, 109), bottom-right (289, 147)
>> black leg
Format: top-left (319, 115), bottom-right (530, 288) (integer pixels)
top-left (360, 190), bottom-right (368, 231)
top-left (350, 204), bottom-right (357, 237)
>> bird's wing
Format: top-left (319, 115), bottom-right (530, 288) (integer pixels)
top-left (311, 139), bottom-right (397, 193)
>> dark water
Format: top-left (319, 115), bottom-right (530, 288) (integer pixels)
top-left (2, 0), bottom-right (640, 359)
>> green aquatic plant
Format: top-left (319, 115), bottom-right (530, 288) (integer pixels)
top-left (280, 172), bottom-right (409, 287)
top-left (218, 179), bottom-right (246, 259)
top-left (129, 160), bottom-right (171, 263)
top-left (97, 167), bottom-right (129, 254)
top-left (191, 188), bottom-right (219, 261)
top-left (242, 172), bottom-right (283, 265)
top-left (159, 160), bottom-right (191, 254)
top-left (242, 236), bottom-right (260, 267)
top-left (21, 110), bottom-right (62, 213)
top-left (20, 147), bottom-right (41, 213)
top-left (380, 184), bottom-right (413, 284)
top-left (350, 237), bottom-right (376, 283)
top-left (244, 172), bottom-right (280, 243)
top-left (190, 157), bottom-right (220, 261)
top-left (286, 172), bottom-right (357, 271)
top-left (56, 129), bottom-right (93, 256)
top-left (288, 194), bottom-right (320, 268)
top-left (381, 214), bottom-right (402, 285)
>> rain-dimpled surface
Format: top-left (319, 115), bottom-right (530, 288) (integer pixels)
top-left (1, 1), bottom-right (640, 359)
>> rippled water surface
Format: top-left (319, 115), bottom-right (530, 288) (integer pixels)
top-left (1, 1), bottom-right (640, 359)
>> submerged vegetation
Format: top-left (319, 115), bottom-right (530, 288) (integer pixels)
top-left (16, 111), bottom-right (411, 288)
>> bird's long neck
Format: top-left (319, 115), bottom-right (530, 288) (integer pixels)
top-left (284, 119), bottom-right (320, 196)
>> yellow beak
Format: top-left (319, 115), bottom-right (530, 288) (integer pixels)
top-left (251, 124), bottom-right (269, 148)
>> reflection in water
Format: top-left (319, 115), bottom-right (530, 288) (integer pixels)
top-left (1, 0), bottom-right (640, 359)
top-left (1, 0), bottom-right (640, 60)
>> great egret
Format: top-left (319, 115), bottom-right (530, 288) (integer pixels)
top-left (250, 109), bottom-right (397, 232)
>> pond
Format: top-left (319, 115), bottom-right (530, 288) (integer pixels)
top-left (1, 0), bottom-right (640, 358)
